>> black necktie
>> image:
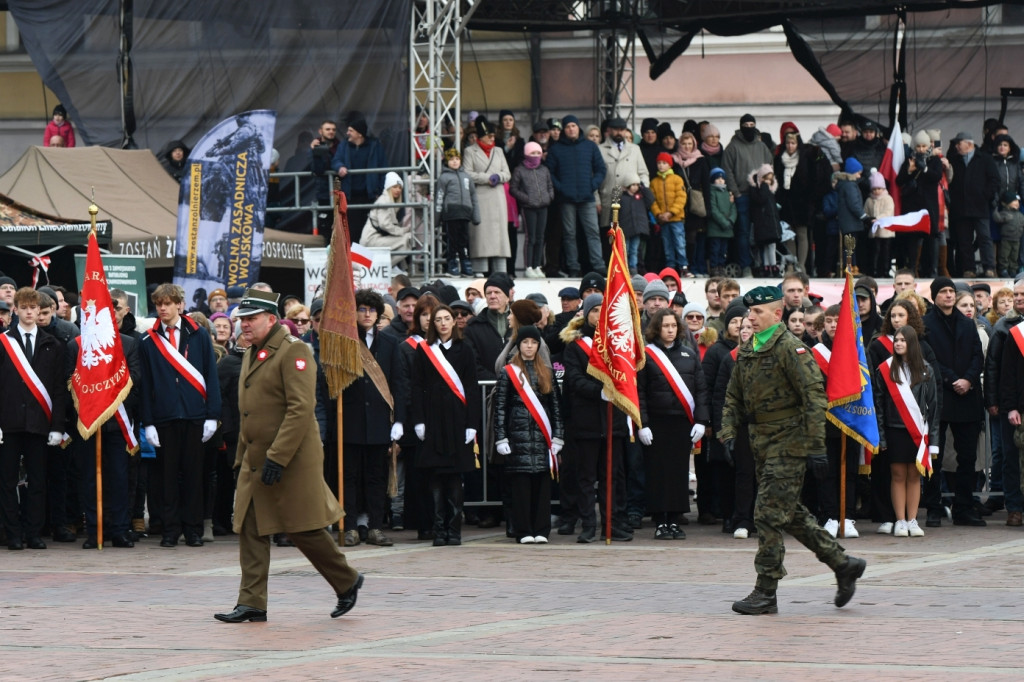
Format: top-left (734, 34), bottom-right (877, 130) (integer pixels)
top-left (24, 332), bottom-right (32, 360)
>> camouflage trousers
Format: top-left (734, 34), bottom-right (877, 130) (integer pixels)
top-left (753, 454), bottom-right (848, 591)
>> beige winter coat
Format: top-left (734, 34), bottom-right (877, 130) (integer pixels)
top-left (462, 143), bottom-right (511, 259)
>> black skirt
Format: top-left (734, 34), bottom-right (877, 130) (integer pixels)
top-left (643, 412), bottom-right (692, 513)
top-left (884, 426), bottom-right (919, 465)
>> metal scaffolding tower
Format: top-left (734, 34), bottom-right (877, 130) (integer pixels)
top-left (595, 28), bottom-right (636, 129)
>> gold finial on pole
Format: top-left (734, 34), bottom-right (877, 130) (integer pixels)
top-left (88, 186), bottom-right (99, 234)
top-left (609, 187), bottom-right (621, 244)
top-left (842, 234), bottom-right (856, 273)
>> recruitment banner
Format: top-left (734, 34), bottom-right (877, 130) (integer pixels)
top-left (303, 245), bottom-right (391, 305)
top-left (75, 253), bottom-right (148, 318)
top-left (172, 110), bottom-right (276, 311)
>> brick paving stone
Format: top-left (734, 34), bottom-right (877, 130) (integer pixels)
top-left (3, 516), bottom-right (1024, 679)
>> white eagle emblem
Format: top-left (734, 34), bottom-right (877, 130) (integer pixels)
top-left (295, 359), bottom-right (307, 371)
top-left (79, 300), bottom-right (117, 368)
top-left (608, 292), bottom-right (635, 355)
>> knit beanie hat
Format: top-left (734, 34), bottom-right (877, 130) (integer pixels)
top-left (913, 130), bottom-right (931, 147)
top-left (641, 118), bottom-right (659, 133)
top-left (869, 171), bottom-right (886, 189)
top-left (516, 325), bottom-right (541, 347)
top-left (582, 293), bottom-right (603, 319)
top-left (710, 167), bottom-right (726, 181)
top-left (656, 152), bottom-right (673, 165)
top-left (740, 113), bottom-right (756, 126)
top-left (702, 123), bottom-right (720, 140)
top-left (499, 109), bottom-right (515, 121)
top-left (844, 157), bottom-right (863, 174)
top-left (631, 274), bottom-right (648, 294)
top-left (510, 299), bottom-right (543, 326)
top-left (723, 299), bottom-right (748, 327)
top-left (681, 302), bottom-right (705, 320)
top-left (349, 117), bottom-right (368, 137)
top-left (524, 141), bottom-right (543, 156)
top-left (930, 276), bottom-right (955, 300)
top-left (656, 122), bottom-right (676, 140)
top-left (484, 272), bottom-right (514, 296)
top-left (1002, 190), bottom-right (1020, 205)
top-left (642, 279), bottom-right (671, 303)
top-left (562, 114), bottom-right (580, 129)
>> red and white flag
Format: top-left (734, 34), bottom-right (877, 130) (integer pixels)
top-left (71, 230), bottom-right (135, 452)
top-left (351, 241), bottom-right (373, 269)
top-left (587, 225), bottom-right (644, 426)
top-left (871, 209), bottom-right (930, 235)
top-left (880, 121), bottom-right (905, 215)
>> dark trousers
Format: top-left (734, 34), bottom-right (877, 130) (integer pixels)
top-left (0, 432), bottom-right (47, 541)
top-left (343, 443), bottom-right (389, 531)
top-left (870, 449), bottom-right (896, 524)
top-left (429, 471), bottom-right (463, 542)
top-left (152, 420), bottom-right (204, 540)
top-left (925, 420), bottom-right (982, 515)
top-left (507, 472), bottom-right (551, 539)
top-left (445, 219), bottom-right (470, 263)
top-left (554, 438), bottom-right (581, 522)
top-left (575, 437), bottom-right (627, 530)
top-left (46, 443), bottom-right (73, 532)
top-left (237, 502), bottom-right (359, 612)
top-left (623, 438), bottom-right (645, 518)
top-left (694, 443), bottom-right (720, 518)
top-left (507, 221), bottom-right (519, 273)
top-left (731, 427), bottom-right (756, 530)
top-left (214, 436), bottom-right (237, 531)
top-left (544, 199), bottom-right (563, 276)
top-left (74, 431), bottom-right (131, 537)
top-left (952, 216), bottom-right (995, 274)
top-left (522, 207), bottom-right (548, 268)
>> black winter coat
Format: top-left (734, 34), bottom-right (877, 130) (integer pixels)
top-left (896, 153), bottom-right (944, 236)
top-left (948, 151), bottom-right (999, 218)
top-left (341, 330), bottom-right (401, 445)
top-left (639, 339), bottom-right (710, 424)
top-left (923, 306), bottom-right (984, 422)
top-left (494, 361), bottom-right (564, 473)
top-left (702, 337), bottom-right (737, 432)
top-left (712, 346), bottom-right (738, 433)
top-left (0, 326), bottom-right (66, 435)
top-left (749, 181), bottom-right (782, 245)
top-left (561, 320), bottom-right (628, 439)
top-left (218, 346), bottom-right (244, 439)
top-left (774, 144), bottom-right (821, 227)
top-left (999, 321), bottom-right (1024, 414)
top-left (986, 311), bottom-right (1021, 410)
top-left (462, 310), bottom-right (511, 381)
top-left (411, 339), bottom-right (482, 472)
top-left (618, 187), bottom-right (655, 239)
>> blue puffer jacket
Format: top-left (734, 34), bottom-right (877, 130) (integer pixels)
top-left (835, 172), bottom-right (865, 234)
top-left (545, 135), bottom-right (607, 203)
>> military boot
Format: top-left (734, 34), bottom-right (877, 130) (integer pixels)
top-left (834, 556), bottom-right (867, 607)
top-left (731, 588), bottom-right (778, 615)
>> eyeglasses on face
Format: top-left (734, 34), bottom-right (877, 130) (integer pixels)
top-left (685, 314), bottom-right (704, 320)
top-left (293, 318), bottom-right (311, 324)
top-left (455, 310), bottom-right (472, 317)
top-left (356, 307), bottom-right (376, 314)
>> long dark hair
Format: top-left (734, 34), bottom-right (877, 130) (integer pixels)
top-left (510, 348), bottom-right (553, 395)
top-left (644, 308), bottom-right (681, 344)
top-left (890, 325), bottom-right (927, 386)
top-left (412, 296), bottom-right (438, 336)
top-left (426, 304), bottom-right (462, 345)
top-left (880, 299), bottom-right (925, 337)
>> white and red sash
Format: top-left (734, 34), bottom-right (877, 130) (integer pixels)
top-left (1010, 320), bottom-right (1024, 357)
top-left (0, 331), bottom-right (52, 420)
top-left (811, 343), bottom-right (831, 377)
top-left (146, 327), bottom-right (207, 399)
top-left (115, 404), bottom-right (140, 454)
top-left (879, 357), bottom-right (932, 476)
top-left (504, 364), bottom-right (557, 479)
top-left (644, 345), bottom-right (695, 423)
top-left (423, 341), bottom-right (466, 404)
top-left (575, 335), bottom-right (593, 356)
top-left (878, 334), bottom-right (894, 355)
top-left (404, 333), bottom-right (424, 349)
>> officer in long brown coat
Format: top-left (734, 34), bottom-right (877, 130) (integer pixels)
top-left (214, 289), bottom-right (363, 623)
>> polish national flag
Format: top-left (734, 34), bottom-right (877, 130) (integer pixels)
top-left (880, 121), bottom-right (905, 215)
top-left (351, 241), bottom-right (373, 269)
top-left (871, 209), bottom-right (930, 235)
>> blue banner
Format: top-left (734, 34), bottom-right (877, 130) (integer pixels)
top-left (173, 110), bottom-right (276, 311)
top-left (826, 288), bottom-right (880, 453)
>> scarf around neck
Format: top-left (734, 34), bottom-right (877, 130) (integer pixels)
top-left (477, 139), bottom-right (494, 157)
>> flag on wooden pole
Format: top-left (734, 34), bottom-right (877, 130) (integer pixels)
top-left (320, 190), bottom-right (363, 398)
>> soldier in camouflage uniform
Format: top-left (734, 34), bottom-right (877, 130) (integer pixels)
top-left (720, 285), bottom-right (866, 615)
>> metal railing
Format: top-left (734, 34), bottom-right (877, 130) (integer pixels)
top-left (267, 165), bottom-right (439, 276)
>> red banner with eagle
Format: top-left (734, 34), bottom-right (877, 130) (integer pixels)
top-left (71, 230), bottom-right (133, 443)
top-left (587, 224), bottom-right (644, 427)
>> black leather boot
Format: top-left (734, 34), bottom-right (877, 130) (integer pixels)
top-left (431, 476), bottom-right (447, 546)
top-left (731, 588), bottom-right (778, 615)
top-left (446, 474), bottom-right (463, 546)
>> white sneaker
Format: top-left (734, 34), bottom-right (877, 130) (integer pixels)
top-left (519, 535), bottom-right (536, 544)
top-left (876, 522), bottom-right (894, 534)
top-left (733, 527), bottom-right (749, 539)
top-left (824, 519), bottom-right (839, 537)
top-left (907, 519), bottom-right (925, 537)
top-left (894, 520), bottom-right (909, 537)
top-left (534, 535), bottom-right (548, 544)
top-left (843, 519), bottom-right (859, 538)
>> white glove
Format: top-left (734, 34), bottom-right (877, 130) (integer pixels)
top-left (551, 442), bottom-right (562, 456)
top-left (390, 422), bottom-right (404, 441)
top-left (414, 423), bottom-right (426, 441)
top-left (202, 419), bottom-right (218, 443)
top-left (465, 428), bottom-right (477, 445)
top-left (638, 427), bottom-right (653, 446)
top-left (496, 441), bottom-right (512, 456)
top-left (47, 431), bottom-right (62, 447)
top-left (600, 389), bottom-right (610, 401)
top-left (928, 445), bottom-right (939, 455)
top-left (0, 426), bottom-right (4, 444)
top-left (690, 423), bottom-right (706, 444)
top-left (145, 425), bottom-right (161, 448)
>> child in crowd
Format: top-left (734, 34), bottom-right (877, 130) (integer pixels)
top-left (864, 171), bottom-right (895, 278)
top-left (493, 326), bottom-right (564, 544)
top-left (651, 152), bottom-right (690, 277)
top-left (616, 172), bottom-right (655, 275)
top-left (994, 191), bottom-right (1024, 277)
top-left (748, 164), bottom-right (782, 277)
top-left (509, 141), bottom-right (554, 279)
top-left (707, 167), bottom-right (736, 277)
top-left (44, 104), bottom-right (75, 147)
top-left (435, 148), bottom-right (481, 277)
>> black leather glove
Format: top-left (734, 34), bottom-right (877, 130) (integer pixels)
top-left (807, 453), bottom-right (830, 480)
top-left (261, 459), bottom-right (284, 486)
top-left (721, 439), bottom-right (735, 467)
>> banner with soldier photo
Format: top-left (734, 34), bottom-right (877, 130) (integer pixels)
top-left (172, 110), bottom-right (276, 310)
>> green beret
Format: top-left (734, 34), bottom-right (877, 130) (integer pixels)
top-left (742, 285), bottom-right (783, 307)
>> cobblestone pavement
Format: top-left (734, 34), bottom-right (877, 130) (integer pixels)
top-left (3, 514), bottom-right (1024, 681)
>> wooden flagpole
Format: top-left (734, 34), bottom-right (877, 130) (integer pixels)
top-left (88, 198), bottom-right (104, 550)
top-left (837, 234), bottom-right (857, 540)
top-left (337, 400), bottom-right (344, 545)
top-left (606, 403), bottom-right (613, 545)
